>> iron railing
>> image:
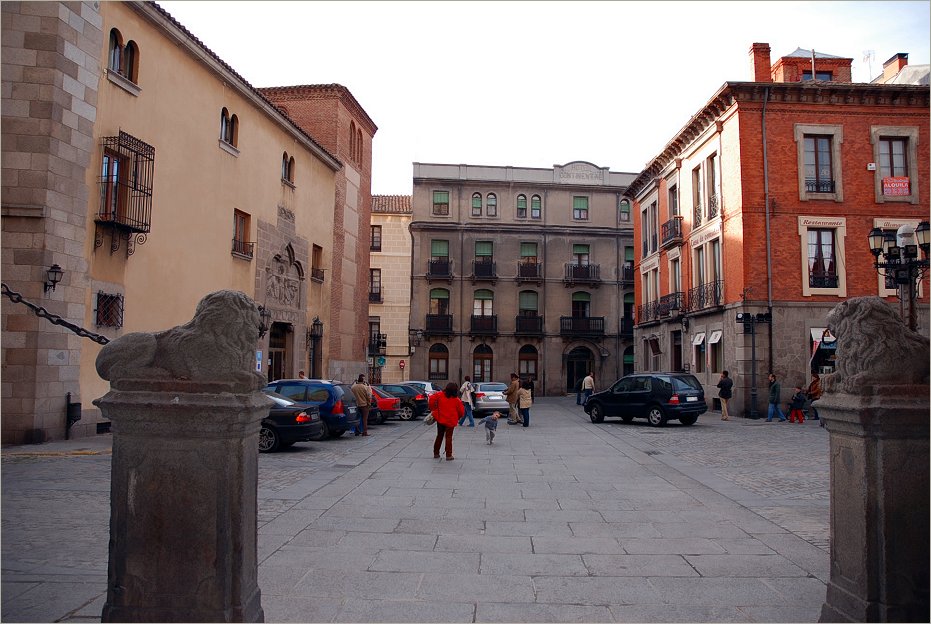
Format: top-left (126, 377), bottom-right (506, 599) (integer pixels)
top-left (515, 315), bottom-right (544, 335)
top-left (427, 258), bottom-right (452, 279)
top-left (661, 217), bottom-right (683, 248)
top-left (517, 261), bottom-right (542, 280)
top-left (805, 179), bottom-right (835, 193)
top-left (231, 239), bottom-right (255, 258)
top-left (564, 263), bottom-right (600, 283)
top-left (469, 315), bottom-right (497, 335)
top-left (685, 280), bottom-right (724, 312)
top-left (559, 316), bottom-right (605, 336)
top-left (425, 314), bottom-right (453, 334)
top-left (472, 258), bottom-right (496, 279)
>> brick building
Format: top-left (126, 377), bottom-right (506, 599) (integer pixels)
top-left (626, 43), bottom-right (929, 418)
top-left (367, 195), bottom-right (412, 384)
top-left (409, 162), bottom-right (637, 395)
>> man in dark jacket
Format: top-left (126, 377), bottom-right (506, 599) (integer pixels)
top-left (766, 373), bottom-right (787, 422)
top-left (716, 370), bottom-right (733, 421)
top-left (505, 373), bottom-right (522, 424)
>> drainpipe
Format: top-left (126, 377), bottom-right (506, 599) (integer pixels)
top-left (762, 86), bottom-right (774, 373)
top-left (459, 209), bottom-right (465, 383)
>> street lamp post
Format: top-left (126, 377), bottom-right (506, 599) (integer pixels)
top-left (868, 221), bottom-right (930, 332)
top-left (736, 311), bottom-right (772, 419)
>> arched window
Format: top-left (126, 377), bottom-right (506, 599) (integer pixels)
top-left (122, 40), bottom-right (138, 82)
top-left (518, 344), bottom-right (538, 380)
top-left (281, 153), bottom-right (295, 183)
top-left (107, 29), bottom-right (139, 83)
top-left (531, 195), bottom-right (542, 219)
top-left (229, 114), bottom-right (239, 147)
top-left (516, 194), bottom-right (527, 218)
top-left (473, 344), bottom-right (493, 382)
top-left (473, 289), bottom-right (493, 317)
top-left (572, 292), bottom-right (591, 317)
top-left (428, 343), bottom-right (449, 381)
top-left (471, 193), bottom-right (483, 217)
top-left (429, 288), bottom-right (449, 315)
top-left (220, 108), bottom-right (232, 143)
top-left (486, 193), bottom-right (497, 217)
top-left (288, 156), bottom-right (295, 183)
top-left (108, 29), bottom-right (123, 73)
top-left (357, 129), bottom-right (363, 164)
top-left (349, 121), bottom-right (357, 161)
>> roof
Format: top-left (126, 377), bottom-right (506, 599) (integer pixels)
top-left (785, 48), bottom-right (850, 60)
top-left (259, 84), bottom-right (378, 135)
top-left (873, 65), bottom-right (931, 86)
top-left (372, 195), bottom-right (412, 214)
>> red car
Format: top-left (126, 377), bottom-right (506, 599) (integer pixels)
top-left (371, 386), bottom-right (401, 423)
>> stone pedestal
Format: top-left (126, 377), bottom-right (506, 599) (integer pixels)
top-left (96, 380), bottom-right (268, 622)
top-left (818, 385), bottom-right (929, 623)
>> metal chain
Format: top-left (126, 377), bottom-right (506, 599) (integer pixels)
top-left (1, 282), bottom-right (110, 345)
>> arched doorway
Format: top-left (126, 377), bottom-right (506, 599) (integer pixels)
top-left (268, 322), bottom-right (291, 382)
top-left (566, 346), bottom-right (594, 393)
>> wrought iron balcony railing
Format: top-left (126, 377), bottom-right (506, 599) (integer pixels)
top-left (620, 317), bottom-right (633, 336)
top-left (472, 258), bottom-right (496, 280)
top-left (469, 314), bottom-right (498, 335)
top-left (685, 280), bottom-right (724, 312)
top-left (810, 274), bottom-right (839, 289)
top-left (693, 202), bottom-right (703, 228)
top-left (658, 292), bottom-right (685, 317)
top-left (661, 217), bottom-right (683, 248)
top-left (368, 290), bottom-right (382, 303)
top-left (805, 179), bottom-right (835, 193)
top-left (231, 239), bottom-right (255, 258)
top-left (620, 265), bottom-right (634, 283)
top-left (425, 314), bottom-right (453, 335)
top-left (559, 316), bottom-right (605, 337)
top-left (427, 258), bottom-right (452, 280)
top-left (517, 260), bottom-right (542, 281)
top-left (367, 333), bottom-right (387, 355)
top-left (564, 263), bottom-right (600, 284)
top-left (515, 314), bottom-right (544, 335)
top-left (707, 193), bottom-right (720, 219)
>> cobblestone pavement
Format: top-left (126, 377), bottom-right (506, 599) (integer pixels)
top-left (2, 398), bottom-right (831, 623)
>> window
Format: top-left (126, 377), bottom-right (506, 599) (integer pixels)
top-left (670, 258), bottom-right (681, 293)
top-left (641, 205), bottom-right (649, 258)
top-left (472, 344), bottom-right (493, 382)
top-left (619, 198), bottom-right (631, 222)
top-left (693, 332), bottom-right (706, 374)
top-left (429, 288), bottom-right (450, 315)
top-left (797, 216), bottom-right (846, 296)
top-left (357, 129), bottom-right (363, 165)
top-left (694, 245), bottom-right (706, 287)
top-left (520, 242), bottom-right (537, 263)
top-left (472, 193), bottom-right (482, 217)
top-left (432, 191), bottom-right (450, 216)
top-left (349, 121), bottom-right (357, 162)
top-left (430, 239), bottom-right (449, 260)
top-left (95, 292), bottom-right (124, 328)
top-left (518, 290), bottom-right (538, 315)
top-left (220, 108), bottom-right (238, 147)
top-left (572, 244), bottom-right (590, 266)
top-left (794, 124), bottom-right (843, 202)
top-left (107, 29), bottom-right (138, 83)
top-left (691, 167), bottom-right (702, 226)
top-left (517, 194), bottom-right (527, 218)
top-left (311, 244), bottom-right (324, 282)
top-left (871, 127), bottom-right (920, 203)
top-left (571, 292), bottom-right (591, 317)
top-left (518, 345), bottom-right (538, 380)
top-left (706, 155), bottom-right (718, 218)
top-left (429, 344), bottom-right (449, 381)
top-left (97, 131), bottom-right (154, 232)
top-left (573, 196), bottom-right (589, 220)
top-left (486, 193), bottom-right (497, 217)
top-left (475, 241), bottom-right (493, 260)
top-left (370, 225), bottom-right (382, 251)
top-left (232, 210), bottom-right (253, 258)
top-left (473, 289), bottom-right (493, 316)
top-left (281, 152), bottom-right (295, 184)
top-left (369, 269), bottom-right (382, 302)
top-left (667, 185), bottom-right (678, 218)
top-left (709, 330), bottom-right (723, 373)
top-left (648, 202), bottom-right (658, 254)
top-left (802, 70), bottom-right (833, 81)
top-left (531, 195), bottom-right (542, 219)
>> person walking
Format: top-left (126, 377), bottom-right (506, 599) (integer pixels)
top-left (716, 370), bottom-right (733, 421)
top-left (483, 411), bottom-right (500, 444)
top-left (458, 375), bottom-right (476, 427)
top-left (351, 374), bottom-right (373, 436)
top-left (575, 377), bottom-right (584, 405)
top-left (581, 371), bottom-right (595, 405)
top-left (766, 373), bottom-right (787, 422)
top-left (518, 379), bottom-right (533, 427)
top-left (505, 372), bottom-right (522, 424)
top-left (806, 373), bottom-right (822, 421)
top-left (788, 385), bottom-right (807, 423)
top-left (429, 382), bottom-right (464, 460)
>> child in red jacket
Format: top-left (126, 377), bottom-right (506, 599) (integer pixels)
top-left (788, 386), bottom-right (807, 423)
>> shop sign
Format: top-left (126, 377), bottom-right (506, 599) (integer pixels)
top-left (882, 176), bottom-right (910, 196)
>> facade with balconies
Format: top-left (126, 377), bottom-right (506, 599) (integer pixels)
top-left (408, 161), bottom-right (637, 395)
top-left (627, 42), bottom-right (929, 419)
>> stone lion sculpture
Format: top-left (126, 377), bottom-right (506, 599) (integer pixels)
top-left (822, 296), bottom-right (929, 394)
top-left (96, 290), bottom-right (266, 391)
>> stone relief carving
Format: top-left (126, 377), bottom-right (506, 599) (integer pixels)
top-left (264, 245), bottom-right (304, 308)
top-left (278, 205), bottom-right (295, 222)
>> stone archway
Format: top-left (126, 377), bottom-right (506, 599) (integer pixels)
top-left (566, 346), bottom-right (594, 393)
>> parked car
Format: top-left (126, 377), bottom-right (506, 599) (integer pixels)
top-left (472, 382), bottom-right (509, 417)
top-left (405, 381), bottom-right (443, 396)
top-left (373, 383), bottom-right (430, 420)
top-left (263, 379), bottom-right (361, 440)
top-left (259, 392), bottom-right (324, 453)
top-left (584, 372), bottom-right (707, 427)
top-left (370, 386), bottom-right (400, 424)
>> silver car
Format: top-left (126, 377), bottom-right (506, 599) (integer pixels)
top-left (473, 382), bottom-right (509, 417)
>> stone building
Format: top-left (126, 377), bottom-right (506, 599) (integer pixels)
top-left (409, 162), bottom-right (637, 396)
top-left (367, 195), bottom-right (412, 384)
top-left (626, 43), bottom-right (930, 419)
top-left (0, 1), bottom-right (370, 443)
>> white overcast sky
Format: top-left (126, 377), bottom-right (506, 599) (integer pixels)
top-left (158, 1), bottom-right (930, 195)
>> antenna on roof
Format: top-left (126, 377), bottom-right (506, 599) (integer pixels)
top-left (863, 50), bottom-right (875, 81)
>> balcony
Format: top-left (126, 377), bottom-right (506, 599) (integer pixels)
top-left (620, 265), bottom-right (634, 284)
top-left (367, 333), bottom-right (387, 356)
top-left (810, 274), bottom-right (839, 289)
top-left (693, 203), bottom-right (703, 228)
top-left (660, 217), bottom-right (683, 249)
top-left (620, 317), bottom-right (633, 337)
top-left (427, 258), bottom-right (453, 282)
top-left (563, 263), bottom-right (601, 287)
top-left (310, 267), bottom-right (325, 283)
top-left (805, 179), bottom-right (835, 193)
top-left (515, 314), bottom-right (544, 336)
top-left (425, 314), bottom-right (453, 336)
top-left (471, 257), bottom-right (497, 283)
top-left (368, 289), bottom-right (382, 303)
top-left (658, 292), bottom-right (685, 317)
top-left (559, 316), bottom-right (605, 338)
top-left (685, 280), bottom-right (724, 313)
top-left (516, 260), bottom-right (543, 284)
top-left (469, 314), bottom-right (498, 337)
top-left (708, 193), bottom-right (720, 219)
top-left (231, 238), bottom-right (255, 259)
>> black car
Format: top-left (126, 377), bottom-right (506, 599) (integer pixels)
top-left (373, 383), bottom-right (430, 421)
top-left (264, 379), bottom-right (361, 439)
top-left (260, 392), bottom-right (324, 452)
top-left (584, 372), bottom-right (707, 427)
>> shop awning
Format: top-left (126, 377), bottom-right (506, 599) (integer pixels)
top-left (692, 332), bottom-right (706, 346)
top-left (708, 330), bottom-right (722, 344)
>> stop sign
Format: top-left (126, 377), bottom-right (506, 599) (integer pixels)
top-left (399, 360), bottom-right (405, 370)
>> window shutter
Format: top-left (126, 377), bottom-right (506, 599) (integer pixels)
top-left (431, 240), bottom-right (449, 257)
top-left (520, 243), bottom-right (537, 257)
top-left (519, 291), bottom-right (538, 310)
top-left (475, 241), bottom-right (493, 256)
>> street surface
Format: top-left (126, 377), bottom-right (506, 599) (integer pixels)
top-left (2, 396), bottom-right (830, 622)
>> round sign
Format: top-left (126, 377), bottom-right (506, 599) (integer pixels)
top-left (399, 360), bottom-right (406, 370)
top-left (376, 356), bottom-right (386, 367)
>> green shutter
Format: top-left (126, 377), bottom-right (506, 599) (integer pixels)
top-left (474, 241), bottom-right (493, 256)
top-left (433, 191), bottom-right (449, 204)
top-left (573, 196), bottom-right (588, 209)
top-left (520, 243), bottom-right (537, 257)
top-left (531, 195), bottom-right (541, 209)
top-left (625, 247), bottom-right (634, 262)
top-left (573, 244), bottom-right (590, 255)
top-left (474, 289), bottom-right (493, 300)
top-left (519, 291), bottom-right (538, 310)
top-left (517, 195), bottom-right (527, 209)
top-left (472, 194), bottom-right (482, 209)
top-left (624, 292), bottom-right (634, 303)
top-left (430, 288), bottom-right (449, 299)
top-left (572, 292), bottom-right (591, 302)
top-left (623, 352), bottom-right (635, 364)
top-left (431, 240), bottom-right (449, 257)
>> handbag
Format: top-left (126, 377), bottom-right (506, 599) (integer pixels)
top-left (424, 413), bottom-right (435, 425)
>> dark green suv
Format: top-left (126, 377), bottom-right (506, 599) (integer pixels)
top-left (584, 373), bottom-right (707, 427)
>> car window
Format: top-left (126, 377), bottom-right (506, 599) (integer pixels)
top-left (265, 392), bottom-right (296, 407)
top-left (614, 377), bottom-right (638, 392)
top-left (307, 386), bottom-right (331, 402)
top-left (478, 383), bottom-right (507, 392)
top-left (652, 377), bottom-right (671, 393)
top-left (277, 383), bottom-right (306, 401)
top-left (672, 376), bottom-right (702, 392)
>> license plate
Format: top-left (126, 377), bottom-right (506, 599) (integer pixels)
top-left (686, 396), bottom-right (698, 402)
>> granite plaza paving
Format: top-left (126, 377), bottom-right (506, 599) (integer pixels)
top-left (1, 396), bottom-right (830, 623)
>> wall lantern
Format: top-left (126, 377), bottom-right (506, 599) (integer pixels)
top-left (44, 264), bottom-right (64, 293)
top-left (257, 305), bottom-right (272, 338)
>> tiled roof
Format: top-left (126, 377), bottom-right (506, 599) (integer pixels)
top-left (258, 84), bottom-right (378, 134)
top-left (785, 48), bottom-right (849, 60)
top-left (372, 195), bottom-right (412, 214)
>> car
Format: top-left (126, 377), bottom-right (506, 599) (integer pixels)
top-left (584, 372), bottom-right (708, 427)
top-left (259, 392), bottom-right (324, 453)
top-left (370, 386), bottom-right (400, 423)
top-left (472, 382), bottom-right (509, 417)
top-left (405, 381), bottom-right (443, 396)
top-left (263, 379), bottom-right (362, 440)
top-left (373, 383), bottom-right (430, 420)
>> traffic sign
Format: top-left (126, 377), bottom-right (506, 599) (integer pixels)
top-left (376, 356), bottom-right (386, 367)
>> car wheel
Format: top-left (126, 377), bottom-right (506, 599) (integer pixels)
top-left (259, 425), bottom-right (280, 453)
top-left (589, 403), bottom-right (605, 423)
top-left (647, 406), bottom-right (667, 427)
top-left (311, 420), bottom-right (330, 441)
top-left (329, 428), bottom-right (346, 438)
top-left (621, 415), bottom-right (634, 423)
top-left (397, 405), bottom-right (414, 421)
top-left (679, 414), bottom-right (698, 426)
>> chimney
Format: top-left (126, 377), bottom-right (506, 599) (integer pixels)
top-left (882, 52), bottom-right (909, 82)
top-left (750, 43), bottom-right (773, 82)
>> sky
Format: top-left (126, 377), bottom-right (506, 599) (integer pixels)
top-left (158, 1), bottom-right (930, 195)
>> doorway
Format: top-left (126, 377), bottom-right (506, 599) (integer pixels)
top-left (268, 322), bottom-right (290, 382)
top-left (566, 346), bottom-right (594, 393)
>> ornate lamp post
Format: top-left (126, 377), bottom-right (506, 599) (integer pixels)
top-left (308, 316), bottom-right (324, 378)
top-left (867, 220), bottom-right (930, 332)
